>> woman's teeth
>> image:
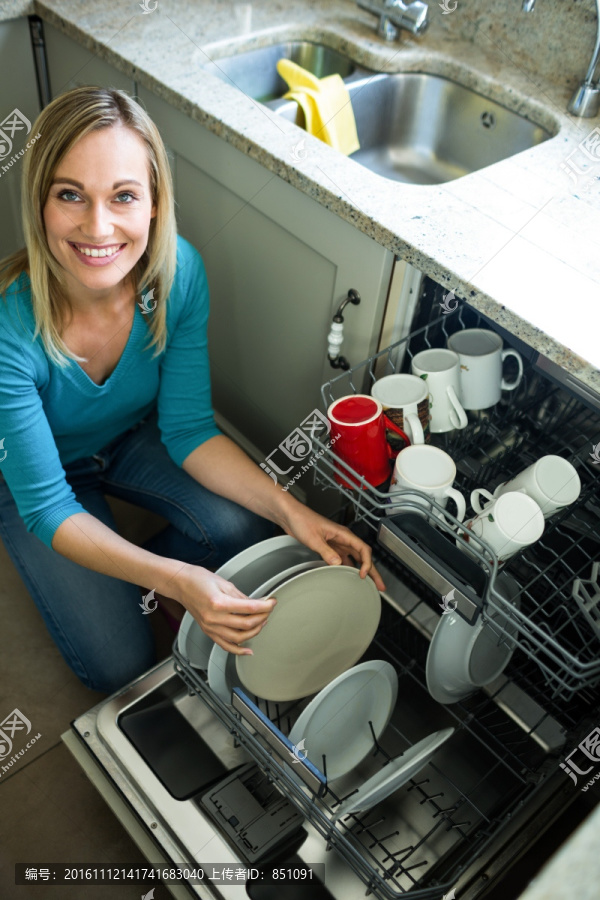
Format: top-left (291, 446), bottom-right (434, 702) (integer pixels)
top-left (74, 244), bottom-right (122, 258)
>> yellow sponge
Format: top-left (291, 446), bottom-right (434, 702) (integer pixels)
top-left (277, 59), bottom-right (360, 156)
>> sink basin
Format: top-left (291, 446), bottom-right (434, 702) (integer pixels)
top-left (272, 71), bottom-right (555, 184)
top-left (201, 41), bottom-right (355, 103)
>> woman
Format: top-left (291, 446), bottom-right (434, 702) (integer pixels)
top-left (0, 86), bottom-right (384, 694)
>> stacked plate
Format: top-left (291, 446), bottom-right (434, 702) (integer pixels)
top-left (177, 536), bottom-right (383, 707)
top-left (177, 534), bottom-right (455, 811)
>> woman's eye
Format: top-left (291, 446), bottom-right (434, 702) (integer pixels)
top-left (57, 189), bottom-right (81, 202)
top-left (115, 191), bottom-right (137, 203)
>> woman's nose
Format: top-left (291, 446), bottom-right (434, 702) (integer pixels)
top-left (81, 201), bottom-right (114, 240)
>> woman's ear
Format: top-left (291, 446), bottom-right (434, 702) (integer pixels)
top-left (150, 203), bottom-right (157, 219)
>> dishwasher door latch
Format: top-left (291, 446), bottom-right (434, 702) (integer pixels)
top-left (328, 289), bottom-right (361, 370)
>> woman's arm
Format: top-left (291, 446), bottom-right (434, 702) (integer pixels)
top-left (182, 433), bottom-right (386, 591)
top-left (51, 512), bottom-right (276, 654)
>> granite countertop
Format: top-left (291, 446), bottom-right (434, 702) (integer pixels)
top-left (2, 0), bottom-right (600, 393)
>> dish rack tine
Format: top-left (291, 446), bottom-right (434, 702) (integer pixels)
top-left (571, 562), bottom-right (600, 639)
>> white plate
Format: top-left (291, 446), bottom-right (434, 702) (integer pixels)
top-left (288, 660), bottom-right (398, 782)
top-left (177, 613), bottom-right (214, 670)
top-left (426, 574), bottom-right (521, 704)
top-left (207, 644), bottom-right (244, 705)
top-left (236, 566), bottom-right (382, 702)
top-left (215, 535), bottom-right (321, 596)
top-left (248, 560), bottom-right (327, 601)
top-left (178, 544), bottom-right (324, 673)
top-left (332, 727), bottom-right (455, 820)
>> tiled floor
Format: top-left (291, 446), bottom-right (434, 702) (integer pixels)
top-left (0, 498), bottom-right (175, 900)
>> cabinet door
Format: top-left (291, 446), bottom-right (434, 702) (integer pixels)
top-left (44, 23), bottom-right (135, 99)
top-left (137, 86), bottom-right (393, 465)
top-left (0, 18), bottom-right (40, 259)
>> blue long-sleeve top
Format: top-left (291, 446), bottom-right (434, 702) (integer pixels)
top-left (0, 235), bottom-right (221, 548)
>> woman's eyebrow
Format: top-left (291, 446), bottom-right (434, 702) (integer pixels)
top-left (51, 178), bottom-right (144, 189)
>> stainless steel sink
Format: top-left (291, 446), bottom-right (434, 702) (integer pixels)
top-left (200, 41), bottom-right (355, 103)
top-left (272, 71), bottom-right (555, 185)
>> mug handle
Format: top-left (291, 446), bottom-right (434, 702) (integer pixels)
top-left (383, 414), bottom-right (410, 453)
top-left (444, 486), bottom-right (466, 522)
top-left (471, 487), bottom-right (494, 514)
top-left (501, 349), bottom-right (523, 391)
top-left (404, 412), bottom-right (424, 445)
top-left (446, 386), bottom-right (468, 430)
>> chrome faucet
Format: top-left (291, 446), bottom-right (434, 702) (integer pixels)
top-left (522, 0), bottom-right (600, 116)
top-left (357, 0), bottom-right (429, 41)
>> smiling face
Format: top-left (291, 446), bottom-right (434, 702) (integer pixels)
top-left (43, 123), bottom-right (156, 303)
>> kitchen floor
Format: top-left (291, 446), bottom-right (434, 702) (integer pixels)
top-left (0, 500), bottom-right (598, 900)
top-left (0, 499), bottom-right (174, 900)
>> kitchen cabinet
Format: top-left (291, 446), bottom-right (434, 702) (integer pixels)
top-left (43, 22), bottom-right (135, 99)
top-left (0, 18), bottom-right (40, 259)
top-left (137, 85), bottom-right (394, 486)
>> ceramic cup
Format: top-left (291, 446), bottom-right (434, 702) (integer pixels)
top-left (447, 328), bottom-right (523, 410)
top-left (328, 394), bottom-right (409, 489)
top-left (459, 491), bottom-right (545, 564)
top-left (371, 374), bottom-right (430, 445)
top-left (471, 455), bottom-right (581, 520)
top-left (411, 348), bottom-right (468, 433)
top-left (388, 444), bottom-right (466, 522)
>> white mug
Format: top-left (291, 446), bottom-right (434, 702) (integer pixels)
top-left (389, 444), bottom-right (466, 522)
top-left (411, 349), bottom-right (468, 433)
top-left (447, 328), bottom-right (523, 410)
top-left (471, 455), bottom-right (581, 519)
top-left (371, 374), bottom-right (429, 445)
top-left (459, 491), bottom-right (545, 564)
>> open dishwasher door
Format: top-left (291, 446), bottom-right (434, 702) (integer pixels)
top-left (64, 284), bottom-right (600, 900)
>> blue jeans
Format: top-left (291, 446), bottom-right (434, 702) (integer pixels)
top-left (0, 414), bottom-right (276, 693)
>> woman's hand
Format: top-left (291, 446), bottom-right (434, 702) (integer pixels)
top-left (279, 502), bottom-right (386, 592)
top-left (172, 565), bottom-right (276, 655)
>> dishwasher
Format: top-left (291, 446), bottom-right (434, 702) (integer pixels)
top-left (64, 279), bottom-right (600, 900)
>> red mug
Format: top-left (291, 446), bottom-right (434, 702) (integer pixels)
top-left (327, 394), bottom-right (410, 489)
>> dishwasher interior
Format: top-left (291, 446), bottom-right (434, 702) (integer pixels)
top-left (68, 285), bottom-right (600, 900)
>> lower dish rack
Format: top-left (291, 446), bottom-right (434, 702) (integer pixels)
top-left (172, 609), bottom-right (588, 900)
top-left (313, 299), bottom-right (600, 703)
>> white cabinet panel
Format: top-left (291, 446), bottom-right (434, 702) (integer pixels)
top-left (0, 18), bottom-right (40, 259)
top-left (137, 84), bottom-right (394, 465)
top-left (44, 23), bottom-right (135, 99)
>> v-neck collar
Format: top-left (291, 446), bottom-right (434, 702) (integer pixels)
top-left (65, 307), bottom-right (147, 393)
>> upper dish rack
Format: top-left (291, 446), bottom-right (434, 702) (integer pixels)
top-left (313, 298), bottom-right (600, 702)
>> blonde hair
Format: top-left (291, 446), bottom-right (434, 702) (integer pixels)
top-left (0, 86), bottom-right (177, 365)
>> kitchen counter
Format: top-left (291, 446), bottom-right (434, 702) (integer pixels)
top-left (2, 0), bottom-right (600, 393)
